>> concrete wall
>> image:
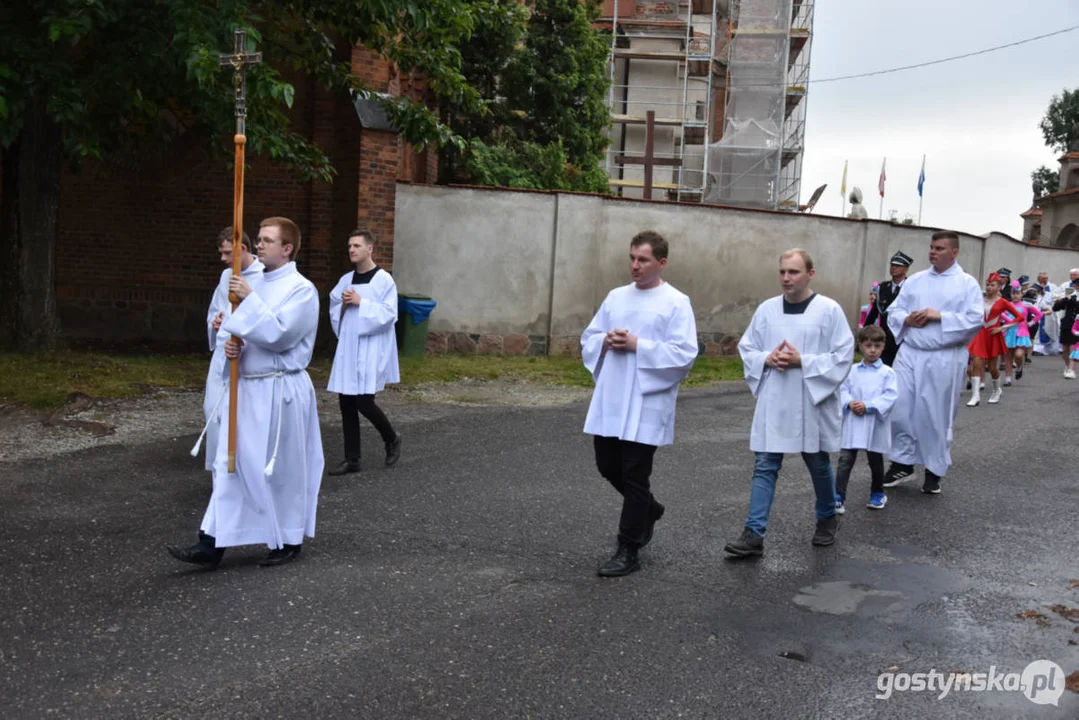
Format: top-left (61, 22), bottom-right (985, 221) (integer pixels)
top-left (393, 184), bottom-right (1079, 356)
top-left (392, 186), bottom-right (557, 354)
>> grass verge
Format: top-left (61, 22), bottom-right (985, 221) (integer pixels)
top-left (0, 352), bottom-right (210, 409)
top-left (0, 351), bottom-right (744, 409)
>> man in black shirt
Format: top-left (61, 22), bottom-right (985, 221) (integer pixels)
top-left (326, 229), bottom-right (403, 475)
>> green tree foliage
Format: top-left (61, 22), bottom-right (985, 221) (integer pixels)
top-left (437, 0), bottom-right (529, 184)
top-left (1, 1), bottom-right (476, 178)
top-left (0, 0), bottom-right (479, 349)
top-left (502, 0), bottom-right (610, 167)
top-left (1026, 89), bottom-right (1077, 205)
top-left (1031, 165), bottom-right (1060, 199)
top-left (442, 0), bottom-right (611, 193)
top-left (1038, 88), bottom-right (1079, 154)
top-left (466, 139), bottom-right (610, 191)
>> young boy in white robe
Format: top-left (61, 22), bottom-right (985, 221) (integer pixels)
top-left (724, 248), bottom-right (854, 558)
top-left (834, 325), bottom-right (898, 513)
top-left (581, 231), bottom-right (698, 577)
top-left (169, 217), bottom-right (323, 569)
top-left (201, 226), bottom-right (263, 472)
top-left (883, 231), bottom-right (982, 495)
top-left (326, 229), bottom-right (402, 475)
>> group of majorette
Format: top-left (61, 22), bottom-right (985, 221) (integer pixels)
top-left (962, 268), bottom-right (1079, 407)
top-left (860, 262), bottom-right (1079, 407)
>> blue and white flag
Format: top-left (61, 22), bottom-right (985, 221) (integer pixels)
top-left (917, 155), bottom-right (926, 197)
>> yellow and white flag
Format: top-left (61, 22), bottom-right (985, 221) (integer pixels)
top-left (840, 160), bottom-right (848, 197)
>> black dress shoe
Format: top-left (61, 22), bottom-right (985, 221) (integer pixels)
top-left (328, 460), bottom-right (360, 476)
top-left (811, 515), bottom-right (839, 546)
top-left (640, 501), bottom-right (665, 548)
top-left (167, 544), bottom-right (223, 570)
top-left (723, 527), bottom-right (764, 557)
top-left (259, 544), bottom-right (302, 567)
top-left (385, 435), bottom-right (402, 467)
top-left (597, 543), bottom-right (640, 577)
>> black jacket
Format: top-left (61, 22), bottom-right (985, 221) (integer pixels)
top-left (863, 279), bottom-right (903, 331)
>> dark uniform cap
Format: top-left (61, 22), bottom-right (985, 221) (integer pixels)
top-left (889, 251), bottom-right (913, 267)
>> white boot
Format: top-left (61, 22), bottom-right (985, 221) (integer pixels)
top-left (988, 378), bottom-right (1003, 404)
top-left (966, 382), bottom-right (981, 407)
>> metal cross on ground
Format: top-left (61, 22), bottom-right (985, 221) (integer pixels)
top-left (612, 111), bottom-right (683, 201)
top-left (218, 29), bottom-right (263, 135)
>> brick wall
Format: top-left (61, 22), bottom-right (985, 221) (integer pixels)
top-left (41, 43), bottom-right (437, 348)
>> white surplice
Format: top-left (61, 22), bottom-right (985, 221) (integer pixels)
top-left (1035, 283), bottom-right (1061, 355)
top-left (201, 262), bottom-right (324, 549)
top-left (738, 294), bottom-right (854, 454)
top-left (886, 262), bottom-right (982, 476)
top-left (202, 260), bottom-right (264, 470)
top-left (327, 268), bottom-right (400, 395)
top-left (581, 282), bottom-right (698, 447)
top-left (839, 359), bottom-right (899, 453)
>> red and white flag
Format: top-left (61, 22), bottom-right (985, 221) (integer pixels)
top-left (878, 157), bottom-right (887, 198)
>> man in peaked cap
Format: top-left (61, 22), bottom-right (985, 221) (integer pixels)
top-left (863, 250), bottom-right (913, 366)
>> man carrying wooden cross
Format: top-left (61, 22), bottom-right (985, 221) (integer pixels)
top-left (168, 32), bottom-right (323, 568)
top-left (170, 217), bottom-right (323, 568)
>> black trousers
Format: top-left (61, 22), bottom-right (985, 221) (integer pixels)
top-left (339, 394), bottom-right (396, 462)
top-left (593, 436), bottom-right (660, 548)
top-left (835, 449), bottom-right (884, 498)
top-left (882, 326), bottom-right (899, 367)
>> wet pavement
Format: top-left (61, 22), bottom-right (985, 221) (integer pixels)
top-left (2, 360), bottom-right (1078, 718)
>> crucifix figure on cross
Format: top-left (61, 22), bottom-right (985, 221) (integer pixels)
top-left (613, 111), bottom-right (682, 200)
top-left (217, 29), bottom-right (262, 473)
top-left (219, 30), bottom-right (262, 135)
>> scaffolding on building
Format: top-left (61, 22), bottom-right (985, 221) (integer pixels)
top-left (703, 0), bottom-right (814, 210)
top-left (600, 0), bottom-right (725, 202)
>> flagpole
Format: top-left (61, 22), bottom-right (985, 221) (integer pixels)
top-left (917, 153), bottom-right (925, 225)
top-left (840, 160), bottom-right (847, 218)
top-left (878, 156), bottom-right (886, 220)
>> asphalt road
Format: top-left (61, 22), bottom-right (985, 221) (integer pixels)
top-left (2, 360), bottom-right (1078, 719)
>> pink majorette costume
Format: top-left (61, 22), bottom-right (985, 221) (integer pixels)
top-left (1003, 290), bottom-right (1044, 349)
top-left (859, 283), bottom-right (880, 328)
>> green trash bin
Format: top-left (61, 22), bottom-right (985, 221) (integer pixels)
top-left (396, 294), bottom-right (437, 358)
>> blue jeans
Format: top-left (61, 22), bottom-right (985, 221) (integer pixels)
top-left (745, 451), bottom-right (836, 537)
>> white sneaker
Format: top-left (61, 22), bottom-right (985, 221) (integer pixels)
top-left (979, 381), bottom-right (986, 390)
top-left (1003, 376), bottom-right (1012, 386)
top-left (1065, 370), bottom-right (1077, 380)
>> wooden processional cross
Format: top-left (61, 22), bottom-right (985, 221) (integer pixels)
top-left (219, 30), bottom-right (262, 472)
top-left (613, 111), bottom-right (682, 200)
